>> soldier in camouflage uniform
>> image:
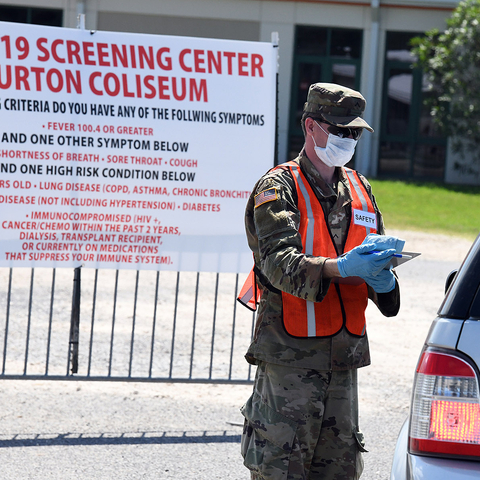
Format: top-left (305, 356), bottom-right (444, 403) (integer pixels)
top-left (240, 83), bottom-right (403, 480)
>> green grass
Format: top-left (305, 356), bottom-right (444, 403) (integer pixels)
top-left (369, 180), bottom-right (480, 240)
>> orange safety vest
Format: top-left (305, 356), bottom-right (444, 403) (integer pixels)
top-left (238, 162), bottom-right (377, 338)
top-left (283, 162), bottom-right (377, 337)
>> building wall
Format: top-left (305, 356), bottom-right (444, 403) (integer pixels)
top-left (83, 0), bottom-right (457, 178)
top-left (2, 0), bottom-right (468, 182)
top-left (362, 5), bottom-right (453, 178)
top-left (96, 12), bottom-right (260, 40)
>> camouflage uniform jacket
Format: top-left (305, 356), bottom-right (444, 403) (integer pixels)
top-left (244, 151), bottom-right (400, 371)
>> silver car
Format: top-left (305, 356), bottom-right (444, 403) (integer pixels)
top-left (391, 233), bottom-right (480, 479)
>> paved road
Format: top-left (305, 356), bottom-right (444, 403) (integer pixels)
top-left (0, 233), bottom-right (472, 479)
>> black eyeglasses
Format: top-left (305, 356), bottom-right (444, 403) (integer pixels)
top-left (322, 122), bottom-right (363, 140)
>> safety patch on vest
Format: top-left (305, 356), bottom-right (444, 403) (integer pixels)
top-left (353, 209), bottom-right (377, 229)
top-left (255, 188), bottom-right (278, 208)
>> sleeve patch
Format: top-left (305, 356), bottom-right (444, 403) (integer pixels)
top-left (254, 188), bottom-right (278, 208)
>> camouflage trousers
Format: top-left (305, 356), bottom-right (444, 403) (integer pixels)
top-left (240, 361), bottom-right (366, 480)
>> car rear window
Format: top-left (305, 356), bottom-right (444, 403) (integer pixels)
top-left (438, 235), bottom-right (480, 319)
top-left (469, 285), bottom-right (480, 319)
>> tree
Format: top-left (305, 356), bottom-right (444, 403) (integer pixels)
top-left (411, 0), bottom-right (480, 165)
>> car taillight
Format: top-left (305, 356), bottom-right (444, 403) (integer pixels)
top-left (409, 349), bottom-right (480, 459)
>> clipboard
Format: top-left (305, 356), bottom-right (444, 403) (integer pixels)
top-left (389, 251), bottom-right (421, 268)
top-left (334, 250), bottom-right (421, 284)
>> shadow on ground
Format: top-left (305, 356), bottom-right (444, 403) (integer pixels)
top-left (0, 429), bottom-right (242, 448)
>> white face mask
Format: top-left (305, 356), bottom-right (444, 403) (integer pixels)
top-left (312, 122), bottom-right (358, 168)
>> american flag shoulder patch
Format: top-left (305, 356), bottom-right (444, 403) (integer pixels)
top-left (255, 187), bottom-right (278, 208)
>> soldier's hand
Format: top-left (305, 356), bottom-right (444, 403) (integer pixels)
top-left (364, 268), bottom-right (396, 293)
top-left (337, 243), bottom-right (395, 279)
top-left (363, 233), bottom-right (405, 253)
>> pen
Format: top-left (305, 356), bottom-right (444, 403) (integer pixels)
top-left (369, 250), bottom-right (412, 259)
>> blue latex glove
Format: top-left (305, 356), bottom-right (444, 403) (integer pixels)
top-left (365, 268), bottom-right (396, 293)
top-left (363, 233), bottom-right (405, 254)
top-left (337, 243), bottom-right (396, 279)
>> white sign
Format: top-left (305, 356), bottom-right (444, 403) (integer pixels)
top-left (0, 22), bottom-right (277, 272)
top-left (352, 209), bottom-right (377, 230)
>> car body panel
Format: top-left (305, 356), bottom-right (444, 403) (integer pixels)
top-left (457, 320), bottom-right (480, 371)
top-left (390, 419), bottom-right (409, 480)
top-left (425, 317), bottom-right (463, 350)
top-left (390, 234), bottom-right (480, 480)
top-left (390, 419), bottom-right (480, 480)
top-left (408, 450), bottom-right (480, 479)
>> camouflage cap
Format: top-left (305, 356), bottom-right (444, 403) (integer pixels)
top-left (303, 83), bottom-right (374, 133)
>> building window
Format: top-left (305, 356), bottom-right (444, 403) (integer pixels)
top-left (288, 26), bottom-right (363, 162)
top-left (378, 31), bottom-right (446, 180)
top-left (0, 5), bottom-right (63, 26)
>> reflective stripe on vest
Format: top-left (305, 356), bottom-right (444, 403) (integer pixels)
top-left (237, 268), bottom-right (259, 311)
top-left (282, 162), bottom-right (377, 337)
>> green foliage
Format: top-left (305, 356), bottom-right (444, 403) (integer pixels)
top-left (411, 0), bottom-right (480, 161)
top-left (370, 179), bottom-right (480, 239)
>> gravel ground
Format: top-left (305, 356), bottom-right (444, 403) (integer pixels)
top-left (0, 229), bottom-right (475, 479)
